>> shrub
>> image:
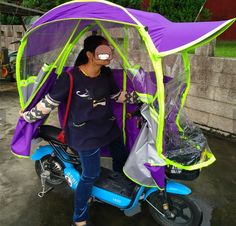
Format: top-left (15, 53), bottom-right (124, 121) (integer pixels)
top-left (108, 0), bottom-right (142, 9)
top-left (148, 0), bottom-right (210, 22)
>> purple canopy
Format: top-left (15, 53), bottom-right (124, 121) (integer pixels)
top-left (28, 0), bottom-right (235, 56)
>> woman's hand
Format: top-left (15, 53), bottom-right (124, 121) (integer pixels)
top-left (19, 109), bottom-right (24, 117)
top-left (117, 91), bottom-right (126, 103)
top-left (18, 94), bottom-right (59, 123)
top-left (116, 91), bottom-right (140, 104)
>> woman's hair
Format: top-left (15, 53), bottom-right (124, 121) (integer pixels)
top-left (74, 35), bottom-right (108, 66)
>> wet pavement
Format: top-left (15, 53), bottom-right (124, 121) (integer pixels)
top-left (0, 87), bottom-right (235, 226)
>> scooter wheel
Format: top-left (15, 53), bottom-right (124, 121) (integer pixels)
top-left (148, 192), bottom-right (202, 226)
top-left (35, 155), bottom-right (65, 186)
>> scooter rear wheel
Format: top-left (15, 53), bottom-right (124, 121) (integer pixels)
top-left (148, 192), bottom-right (202, 226)
top-left (35, 155), bottom-right (65, 186)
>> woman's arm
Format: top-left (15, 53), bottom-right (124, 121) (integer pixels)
top-left (113, 90), bottom-right (140, 104)
top-left (108, 70), bottom-right (140, 104)
top-left (20, 71), bottom-right (70, 123)
top-left (20, 94), bottom-right (60, 123)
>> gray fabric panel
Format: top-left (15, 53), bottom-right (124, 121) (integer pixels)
top-left (124, 104), bottom-right (166, 187)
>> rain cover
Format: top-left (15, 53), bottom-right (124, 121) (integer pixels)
top-left (12, 0), bottom-right (230, 181)
top-left (124, 61), bottom-right (215, 188)
top-left (124, 104), bottom-right (166, 188)
top-left (164, 69), bottom-right (215, 169)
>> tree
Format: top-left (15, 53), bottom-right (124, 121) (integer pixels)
top-left (108, 0), bottom-right (142, 9)
top-left (21, 0), bottom-right (68, 11)
top-left (148, 0), bottom-right (210, 22)
top-left (0, 0), bottom-right (22, 25)
top-left (20, 0), bottom-right (142, 11)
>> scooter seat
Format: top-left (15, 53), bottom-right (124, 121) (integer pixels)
top-left (38, 125), bottom-right (66, 145)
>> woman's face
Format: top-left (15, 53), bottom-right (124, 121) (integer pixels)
top-left (87, 44), bottom-right (113, 66)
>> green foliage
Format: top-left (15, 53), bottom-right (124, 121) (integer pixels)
top-left (0, 0), bottom-right (22, 24)
top-left (0, 0), bottom-right (142, 24)
top-left (108, 0), bottom-right (142, 9)
top-left (1, 0), bottom-right (211, 24)
top-left (148, 0), bottom-right (210, 22)
top-left (21, 0), bottom-right (68, 11)
top-left (0, 14), bottom-right (21, 25)
top-left (20, 0), bottom-right (142, 11)
top-left (19, 0), bottom-right (142, 11)
top-left (199, 8), bottom-right (212, 21)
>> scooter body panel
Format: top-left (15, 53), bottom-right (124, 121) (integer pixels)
top-left (166, 180), bottom-right (192, 195)
top-left (31, 145), bottom-right (73, 168)
top-left (32, 145), bottom-right (192, 211)
top-left (92, 186), bottom-right (132, 208)
top-left (123, 186), bottom-right (145, 211)
top-left (64, 167), bottom-right (133, 208)
top-left (144, 180), bottom-right (191, 200)
top-left (31, 145), bottom-right (54, 161)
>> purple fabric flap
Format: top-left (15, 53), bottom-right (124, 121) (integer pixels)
top-left (11, 72), bottom-right (58, 157)
top-left (11, 118), bottom-right (46, 156)
top-left (144, 163), bottom-right (165, 189)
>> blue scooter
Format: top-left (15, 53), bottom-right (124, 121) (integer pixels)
top-left (32, 125), bottom-right (202, 226)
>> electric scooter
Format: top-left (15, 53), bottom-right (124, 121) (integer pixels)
top-left (32, 125), bottom-right (202, 226)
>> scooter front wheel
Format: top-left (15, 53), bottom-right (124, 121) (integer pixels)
top-left (148, 192), bottom-right (202, 226)
top-left (35, 155), bottom-right (65, 186)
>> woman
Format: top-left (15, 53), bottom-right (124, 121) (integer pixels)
top-left (20, 35), bottom-right (136, 226)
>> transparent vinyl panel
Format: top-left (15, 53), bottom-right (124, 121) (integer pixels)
top-left (163, 54), bottom-right (214, 168)
top-left (19, 19), bottom-right (89, 107)
top-left (20, 47), bottom-right (64, 105)
top-left (103, 25), bottom-right (158, 102)
top-left (97, 24), bottom-right (167, 186)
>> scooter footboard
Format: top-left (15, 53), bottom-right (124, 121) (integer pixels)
top-left (63, 167), bottom-right (135, 209)
top-left (144, 180), bottom-right (191, 200)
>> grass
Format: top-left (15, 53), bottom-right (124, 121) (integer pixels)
top-left (214, 41), bottom-right (236, 58)
top-left (188, 40), bottom-right (236, 58)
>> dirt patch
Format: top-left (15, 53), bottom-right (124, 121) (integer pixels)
top-left (0, 81), bottom-right (17, 92)
top-left (0, 88), bottom-right (19, 140)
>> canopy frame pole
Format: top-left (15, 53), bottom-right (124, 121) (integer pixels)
top-left (53, 20), bottom-right (81, 74)
top-left (57, 22), bottom-right (96, 74)
top-left (96, 20), bottom-right (132, 144)
top-left (175, 51), bottom-right (191, 132)
top-left (136, 26), bottom-right (165, 158)
top-left (95, 20), bottom-right (131, 69)
top-left (16, 38), bottom-right (28, 108)
top-left (122, 25), bottom-right (129, 144)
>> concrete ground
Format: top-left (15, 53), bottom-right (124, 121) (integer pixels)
top-left (0, 83), bottom-right (235, 226)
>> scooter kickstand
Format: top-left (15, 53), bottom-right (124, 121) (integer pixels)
top-left (38, 170), bottom-right (53, 198)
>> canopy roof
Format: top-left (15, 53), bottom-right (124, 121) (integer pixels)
top-left (27, 0), bottom-right (235, 56)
